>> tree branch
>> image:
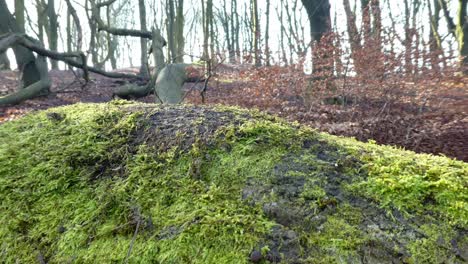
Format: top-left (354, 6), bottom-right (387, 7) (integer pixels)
top-left (2, 33), bottom-right (143, 79)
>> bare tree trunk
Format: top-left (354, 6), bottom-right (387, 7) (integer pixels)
top-left (15, 0), bottom-right (25, 33)
top-left (265, 0), bottom-right (271, 66)
top-left (403, 0), bottom-right (412, 74)
top-left (277, 1), bottom-right (288, 65)
top-left (36, 0), bottom-right (45, 44)
top-left (233, 0), bottom-right (240, 61)
top-left (300, 0), bottom-right (331, 77)
top-left (167, 0), bottom-right (177, 62)
top-left (439, 0), bottom-right (467, 73)
top-left (65, 0), bottom-right (82, 70)
top-left (343, 0), bottom-right (362, 75)
top-left (139, 0), bottom-right (149, 77)
top-left (208, 0), bottom-right (215, 62)
top-left (175, 0), bottom-right (185, 63)
top-left (221, 0), bottom-right (234, 63)
top-left (202, 0), bottom-right (209, 60)
top-left (251, 0), bottom-right (261, 66)
top-left (428, 0), bottom-right (443, 71)
top-left (47, 0), bottom-right (59, 69)
top-left (361, 0), bottom-right (371, 46)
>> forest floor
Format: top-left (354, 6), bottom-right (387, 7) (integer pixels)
top-left (0, 65), bottom-right (467, 161)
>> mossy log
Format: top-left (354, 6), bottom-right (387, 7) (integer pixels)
top-left (0, 102), bottom-right (466, 263)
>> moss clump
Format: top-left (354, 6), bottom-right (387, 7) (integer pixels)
top-left (336, 137), bottom-right (468, 228)
top-left (0, 102), bottom-right (466, 263)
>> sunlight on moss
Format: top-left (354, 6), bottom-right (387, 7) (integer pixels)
top-left (0, 102), bottom-right (466, 263)
top-left (325, 134), bottom-right (468, 228)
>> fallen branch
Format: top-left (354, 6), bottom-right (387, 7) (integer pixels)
top-left (2, 33), bottom-right (143, 80)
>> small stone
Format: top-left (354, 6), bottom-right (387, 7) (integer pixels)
top-left (249, 250), bottom-right (262, 263)
top-left (46, 112), bottom-right (64, 121)
top-left (57, 225), bottom-right (66, 233)
top-left (284, 230), bottom-right (297, 240)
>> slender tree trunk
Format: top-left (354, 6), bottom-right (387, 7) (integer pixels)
top-left (222, 0), bottom-right (234, 63)
top-left (202, 0), bottom-right (214, 62)
top-left (233, 0), bottom-right (240, 60)
top-left (86, 0), bottom-right (98, 68)
top-left (106, 6), bottom-right (117, 70)
top-left (343, 0), bottom-right (362, 75)
top-left (265, 0), bottom-right (271, 66)
top-left (404, 0), bottom-right (412, 74)
top-left (202, 0), bottom-right (208, 60)
top-left (208, 0), bottom-right (215, 61)
top-left (139, 0), bottom-right (149, 77)
top-left (167, 0), bottom-right (176, 62)
top-left (175, 0), bottom-right (185, 63)
top-left (428, 0), bottom-right (443, 71)
top-left (371, 0), bottom-right (382, 48)
top-left (47, 0), bottom-right (58, 69)
top-left (277, 1), bottom-right (288, 65)
top-left (251, 0), bottom-right (261, 66)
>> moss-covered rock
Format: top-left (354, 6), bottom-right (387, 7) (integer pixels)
top-left (0, 101), bottom-right (466, 263)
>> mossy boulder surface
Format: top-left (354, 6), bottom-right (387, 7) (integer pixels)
top-left (0, 101), bottom-right (467, 263)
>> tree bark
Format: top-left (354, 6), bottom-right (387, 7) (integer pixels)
top-left (15, 0), bottom-right (25, 33)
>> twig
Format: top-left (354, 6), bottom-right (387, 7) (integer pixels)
top-left (201, 61), bottom-right (212, 104)
top-left (125, 218), bottom-right (141, 264)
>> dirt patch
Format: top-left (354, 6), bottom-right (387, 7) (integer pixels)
top-left (125, 105), bottom-right (257, 153)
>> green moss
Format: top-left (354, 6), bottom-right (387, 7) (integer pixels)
top-left (301, 204), bottom-right (367, 263)
top-left (0, 102), bottom-right (294, 263)
top-left (407, 224), bottom-right (456, 263)
top-left (332, 135), bottom-right (468, 228)
top-left (0, 102), bottom-right (466, 263)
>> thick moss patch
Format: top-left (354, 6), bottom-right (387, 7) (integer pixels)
top-left (0, 101), bottom-right (466, 263)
